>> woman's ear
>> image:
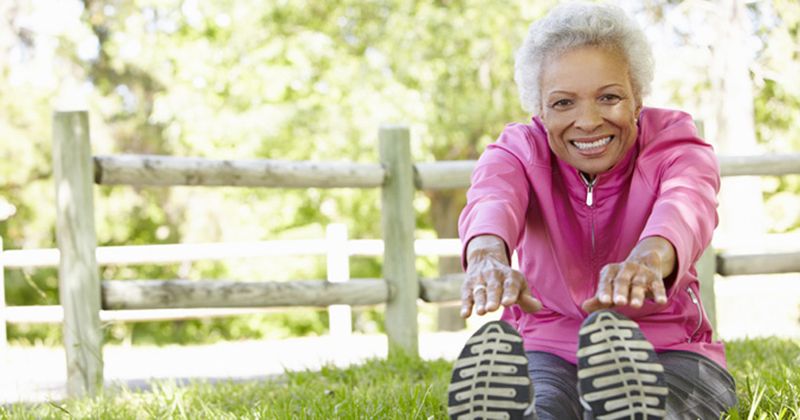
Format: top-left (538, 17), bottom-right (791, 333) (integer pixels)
top-left (634, 96), bottom-right (643, 116)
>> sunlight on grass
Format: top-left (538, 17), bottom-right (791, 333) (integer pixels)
top-left (1, 339), bottom-right (797, 419)
top-left (724, 338), bottom-right (800, 419)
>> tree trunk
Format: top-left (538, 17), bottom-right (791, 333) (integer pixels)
top-left (710, 0), bottom-right (766, 250)
top-left (429, 190), bottom-right (467, 331)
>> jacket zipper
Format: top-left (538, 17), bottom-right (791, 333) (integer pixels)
top-left (686, 286), bottom-right (704, 343)
top-left (579, 173), bottom-right (598, 253)
top-left (580, 172), bottom-right (597, 207)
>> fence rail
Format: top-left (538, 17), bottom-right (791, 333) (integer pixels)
top-left (716, 251), bottom-right (800, 276)
top-left (2, 305), bottom-right (285, 324)
top-left (92, 153), bottom-right (800, 191)
top-left (0, 235), bottom-right (464, 326)
top-left (2, 110), bottom-right (798, 397)
top-left (0, 238), bottom-right (463, 268)
top-left (102, 279), bottom-right (389, 309)
top-left (94, 155), bottom-right (386, 188)
top-left (718, 154), bottom-right (800, 177)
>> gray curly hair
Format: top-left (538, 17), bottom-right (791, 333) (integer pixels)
top-left (514, 2), bottom-right (654, 114)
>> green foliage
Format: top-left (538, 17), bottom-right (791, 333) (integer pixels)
top-left (1, 339), bottom-right (797, 418)
top-left (752, 1), bottom-right (800, 233)
top-left (1, 0), bottom-right (799, 346)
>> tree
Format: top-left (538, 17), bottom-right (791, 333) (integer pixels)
top-left (1, 0), bottom-right (798, 344)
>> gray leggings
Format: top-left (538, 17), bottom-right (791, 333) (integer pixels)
top-left (527, 350), bottom-right (738, 420)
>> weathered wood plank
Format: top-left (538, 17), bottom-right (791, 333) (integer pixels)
top-left (101, 279), bottom-right (388, 309)
top-left (2, 305), bottom-right (288, 323)
top-left (719, 154), bottom-right (800, 177)
top-left (419, 273), bottom-right (464, 303)
top-left (53, 111), bottom-right (103, 397)
top-left (92, 153), bottom-right (800, 190)
top-left (414, 161), bottom-right (474, 190)
top-left (94, 155), bottom-right (386, 188)
top-left (0, 238), bottom-right (462, 268)
top-left (379, 126), bottom-right (419, 357)
top-left (695, 246), bottom-right (717, 332)
top-left (410, 154), bottom-right (800, 191)
top-left (326, 223), bottom-right (352, 336)
top-left (716, 251), bottom-right (800, 276)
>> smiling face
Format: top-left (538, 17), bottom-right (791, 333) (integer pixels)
top-left (539, 46), bottom-right (642, 178)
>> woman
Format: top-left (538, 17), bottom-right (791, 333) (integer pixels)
top-left (448, 3), bottom-right (737, 419)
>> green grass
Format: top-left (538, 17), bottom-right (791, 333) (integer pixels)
top-left (725, 338), bottom-right (800, 419)
top-left (1, 339), bottom-right (798, 419)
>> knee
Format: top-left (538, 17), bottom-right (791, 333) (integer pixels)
top-left (532, 379), bottom-right (582, 420)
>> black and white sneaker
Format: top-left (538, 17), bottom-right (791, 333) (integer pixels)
top-left (447, 320), bottom-right (536, 420)
top-left (577, 310), bottom-right (668, 419)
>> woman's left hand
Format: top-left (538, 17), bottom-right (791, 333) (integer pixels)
top-left (582, 236), bottom-right (674, 313)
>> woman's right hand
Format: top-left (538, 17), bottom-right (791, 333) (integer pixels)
top-left (461, 235), bottom-right (542, 318)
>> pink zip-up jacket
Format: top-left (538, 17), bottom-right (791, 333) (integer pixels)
top-left (458, 107), bottom-right (727, 368)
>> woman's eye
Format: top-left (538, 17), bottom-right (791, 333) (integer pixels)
top-left (552, 99), bottom-right (572, 108)
top-left (600, 94), bottom-right (621, 103)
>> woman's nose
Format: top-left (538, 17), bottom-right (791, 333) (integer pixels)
top-left (574, 104), bottom-right (603, 132)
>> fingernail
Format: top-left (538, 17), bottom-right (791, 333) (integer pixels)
top-left (614, 295), bottom-right (627, 305)
top-left (600, 294), bottom-right (611, 303)
top-left (631, 298), bottom-right (641, 307)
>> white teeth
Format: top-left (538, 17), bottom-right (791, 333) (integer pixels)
top-left (572, 136), bottom-right (612, 150)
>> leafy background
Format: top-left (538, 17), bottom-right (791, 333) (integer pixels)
top-left (1, 0), bottom-right (798, 346)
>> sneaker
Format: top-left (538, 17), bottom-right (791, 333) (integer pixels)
top-left (447, 320), bottom-right (536, 420)
top-left (577, 310), bottom-right (668, 419)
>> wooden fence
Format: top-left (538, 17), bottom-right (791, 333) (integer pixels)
top-left (0, 228), bottom-right (464, 341)
top-left (11, 110), bottom-right (800, 396)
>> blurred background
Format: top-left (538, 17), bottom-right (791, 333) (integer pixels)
top-left (0, 0), bottom-right (798, 353)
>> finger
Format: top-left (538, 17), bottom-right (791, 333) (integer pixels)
top-left (581, 296), bottom-right (613, 313)
top-left (629, 273), bottom-right (648, 308)
top-left (612, 264), bottom-right (634, 306)
top-left (518, 285), bottom-right (542, 313)
top-left (597, 265), bottom-right (617, 304)
top-left (650, 277), bottom-right (668, 304)
top-left (484, 269), bottom-right (504, 313)
top-left (501, 274), bottom-right (521, 306)
top-left (473, 283), bottom-right (488, 316)
top-left (460, 280), bottom-right (475, 318)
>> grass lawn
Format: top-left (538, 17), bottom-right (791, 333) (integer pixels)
top-left (1, 338), bottom-right (798, 419)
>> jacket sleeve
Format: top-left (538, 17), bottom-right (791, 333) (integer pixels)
top-left (638, 113), bottom-right (720, 296)
top-left (458, 125), bottom-right (533, 269)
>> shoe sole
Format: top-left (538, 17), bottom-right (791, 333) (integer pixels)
top-left (577, 311), bottom-right (667, 420)
top-left (448, 320), bottom-right (533, 420)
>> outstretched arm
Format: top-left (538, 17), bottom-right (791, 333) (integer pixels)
top-left (584, 112), bottom-right (719, 312)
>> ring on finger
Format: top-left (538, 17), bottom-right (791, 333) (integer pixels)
top-left (472, 284), bottom-right (487, 294)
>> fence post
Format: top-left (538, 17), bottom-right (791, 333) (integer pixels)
top-left (0, 236), bottom-right (7, 352)
top-left (53, 111), bottom-right (103, 397)
top-left (694, 120), bottom-right (717, 332)
top-left (696, 246), bottom-right (717, 332)
top-left (327, 223), bottom-right (352, 336)
top-left (379, 126), bottom-right (419, 358)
